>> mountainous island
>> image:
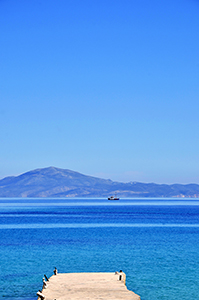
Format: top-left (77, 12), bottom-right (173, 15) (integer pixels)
top-left (0, 166), bottom-right (199, 198)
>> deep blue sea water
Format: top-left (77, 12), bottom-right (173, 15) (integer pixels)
top-left (0, 198), bottom-right (199, 300)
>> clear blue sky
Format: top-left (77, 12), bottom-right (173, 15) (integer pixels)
top-left (0, 0), bottom-right (199, 184)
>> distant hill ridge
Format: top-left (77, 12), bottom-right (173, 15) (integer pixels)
top-left (0, 166), bottom-right (199, 198)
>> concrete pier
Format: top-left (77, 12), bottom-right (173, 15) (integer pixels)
top-left (38, 272), bottom-right (140, 299)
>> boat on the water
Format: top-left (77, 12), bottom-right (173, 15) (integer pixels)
top-left (108, 194), bottom-right (119, 200)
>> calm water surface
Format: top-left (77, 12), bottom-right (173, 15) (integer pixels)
top-left (0, 198), bottom-right (199, 300)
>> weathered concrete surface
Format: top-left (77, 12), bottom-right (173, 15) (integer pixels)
top-left (40, 273), bottom-right (140, 300)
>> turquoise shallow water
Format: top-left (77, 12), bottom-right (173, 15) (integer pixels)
top-left (0, 198), bottom-right (199, 300)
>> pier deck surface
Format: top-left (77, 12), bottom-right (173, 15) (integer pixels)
top-left (41, 272), bottom-right (140, 300)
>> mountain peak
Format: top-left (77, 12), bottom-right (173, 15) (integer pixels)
top-left (0, 167), bottom-right (199, 198)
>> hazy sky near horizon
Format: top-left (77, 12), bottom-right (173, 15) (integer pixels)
top-left (0, 0), bottom-right (199, 184)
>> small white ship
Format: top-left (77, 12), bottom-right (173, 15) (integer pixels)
top-left (108, 193), bottom-right (119, 200)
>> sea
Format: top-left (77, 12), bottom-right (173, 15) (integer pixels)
top-left (0, 198), bottom-right (199, 300)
